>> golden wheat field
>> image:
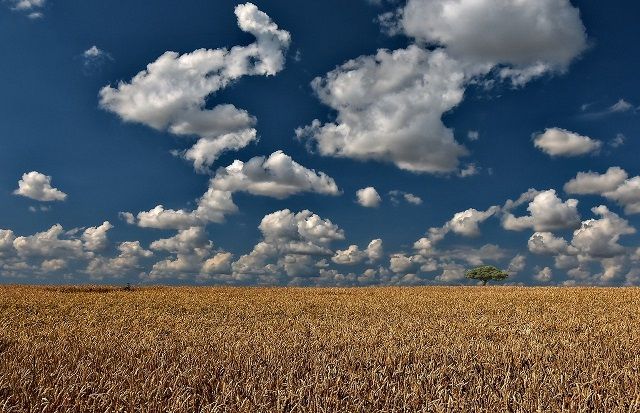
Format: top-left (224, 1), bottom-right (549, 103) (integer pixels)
top-left (1, 286), bottom-right (640, 412)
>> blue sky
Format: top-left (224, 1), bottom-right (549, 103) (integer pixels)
top-left (1, 0), bottom-right (639, 285)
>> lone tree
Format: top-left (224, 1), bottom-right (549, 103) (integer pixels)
top-left (465, 265), bottom-right (508, 286)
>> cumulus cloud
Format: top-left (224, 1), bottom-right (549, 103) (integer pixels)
top-left (100, 3), bottom-right (290, 172)
top-left (332, 239), bottom-right (384, 265)
top-left (534, 267), bottom-right (553, 283)
top-left (147, 227), bottom-right (233, 280)
top-left (301, 1), bottom-right (587, 173)
top-left (126, 152), bottom-right (339, 230)
top-left (571, 206), bottom-right (635, 258)
top-left (14, 171), bottom-right (67, 202)
top-left (209, 151), bottom-right (340, 198)
top-left (13, 225), bottom-right (85, 259)
top-left (428, 206), bottom-right (499, 242)
top-left (533, 128), bottom-right (602, 157)
top-left (232, 209), bottom-right (345, 282)
top-left (297, 46), bottom-right (469, 173)
top-left (564, 167), bottom-right (640, 215)
top-left (87, 241), bottom-right (153, 278)
top-left (502, 189), bottom-right (580, 231)
top-left (82, 221), bottom-right (113, 251)
top-left (507, 254), bottom-right (526, 275)
top-left (396, 0), bottom-right (587, 83)
top-left (356, 187), bottom-right (382, 208)
top-left (564, 167), bottom-right (628, 195)
top-left (528, 232), bottom-right (570, 255)
top-left (129, 188), bottom-right (238, 230)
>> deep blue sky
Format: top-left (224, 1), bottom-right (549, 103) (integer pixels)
top-left (1, 0), bottom-right (638, 285)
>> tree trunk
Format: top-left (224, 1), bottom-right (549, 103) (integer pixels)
top-left (482, 280), bottom-right (488, 286)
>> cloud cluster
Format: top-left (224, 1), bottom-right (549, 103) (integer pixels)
top-left (565, 167), bottom-right (640, 215)
top-left (100, 3), bottom-right (290, 172)
top-left (123, 151), bottom-right (339, 229)
top-left (300, 0), bottom-right (587, 174)
top-left (527, 206), bottom-right (636, 284)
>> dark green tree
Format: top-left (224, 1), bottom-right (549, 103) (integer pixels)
top-left (465, 265), bottom-right (508, 286)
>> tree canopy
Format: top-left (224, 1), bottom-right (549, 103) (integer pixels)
top-left (465, 265), bottom-right (508, 286)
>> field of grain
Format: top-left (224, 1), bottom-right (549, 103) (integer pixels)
top-left (1, 286), bottom-right (640, 412)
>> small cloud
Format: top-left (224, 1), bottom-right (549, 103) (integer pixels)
top-left (579, 99), bottom-right (635, 120)
top-left (609, 99), bottom-right (633, 113)
top-left (7, 0), bottom-right (45, 17)
top-left (467, 130), bottom-right (479, 141)
top-left (28, 205), bottom-right (51, 213)
top-left (356, 187), bottom-right (381, 208)
top-left (81, 46), bottom-right (113, 75)
top-left (609, 133), bottom-right (626, 148)
top-left (389, 190), bottom-right (423, 206)
top-left (293, 50), bottom-right (302, 62)
top-left (459, 163), bottom-right (480, 177)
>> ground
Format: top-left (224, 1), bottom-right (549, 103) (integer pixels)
top-left (1, 286), bottom-right (640, 412)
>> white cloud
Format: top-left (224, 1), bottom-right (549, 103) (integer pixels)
top-left (210, 151), bottom-right (340, 198)
top-left (564, 167), bottom-right (628, 195)
top-left (296, 46), bottom-right (469, 173)
top-left (331, 238), bottom-right (384, 265)
top-left (458, 163), bottom-right (479, 177)
top-left (534, 267), bottom-right (553, 283)
top-left (14, 171), bottom-right (67, 202)
top-left (571, 206), bottom-right (635, 258)
top-left (82, 221), bottom-right (113, 251)
top-left (602, 177), bottom-right (640, 215)
top-left (467, 130), bottom-right (479, 141)
top-left (429, 206), bottom-right (499, 241)
top-left (528, 232), bottom-right (569, 255)
top-left (397, 0), bottom-right (587, 83)
top-left (100, 3), bottom-right (290, 172)
top-left (564, 167), bottom-right (640, 215)
top-left (502, 189), bottom-right (580, 231)
top-left (356, 187), bottom-right (382, 208)
top-left (332, 245), bottom-right (367, 265)
top-left (507, 254), bottom-right (526, 275)
top-left (232, 209), bottom-right (345, 281)
top-left (86, 241), bottom-right (153, 278)
top-left (12, 224), bottom-right (86, 259)
top-left (533, 128), bottom-right (602, 157)
top-left (127, 189), bottom-right (238, 230)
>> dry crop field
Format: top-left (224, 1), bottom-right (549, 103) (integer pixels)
top-left (1, 286), bottom-right (640, 412)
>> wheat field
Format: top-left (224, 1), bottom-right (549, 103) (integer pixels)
top-left (1, 286), bottom-right (640, 412)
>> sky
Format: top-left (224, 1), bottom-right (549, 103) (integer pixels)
top-left (1, 0), bottom-right (639, 286)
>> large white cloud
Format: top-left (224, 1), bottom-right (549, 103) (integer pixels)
top-left (297, 46), bottom-right (469, 173)
top-left (533, 128), bottom-right (602, 157)
top-left (14, 171), bottom-right (67, 202)
top-left (100, 3), bottom-right (290, 171)
top-left (397, 0), bottom-right (587, 83)
top-left (13, 225), bottom-right (86, 259)
top-left (210, 151), bottom-right (340, 198)
top-left (502, 189), bottom-right (580, 231)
